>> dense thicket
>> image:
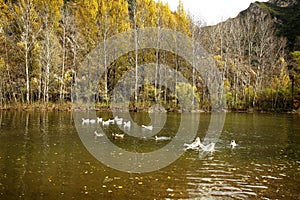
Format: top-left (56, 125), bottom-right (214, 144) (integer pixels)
top-left (0, 0), bottom-right (299, 111)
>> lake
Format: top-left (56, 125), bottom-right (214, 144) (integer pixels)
top-left (0, 111), bottom-right (299, 199)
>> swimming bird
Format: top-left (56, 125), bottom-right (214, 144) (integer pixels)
top-left (155, 135), bottom-right (171, 141)
top-left (102, 120), bottom-right (110, 126)
top-left (230, 140), bottom-right (237, 149)
top-left (142, 125), bottom-right (153, 130)
top-left (114, 116), bottom-right (123, 122)
top-left (124, 121), bottom-right (131, 129)
top-left (200, 142), bottom-right (215, 152)
top-left (112, 133), bottom-right (124, 139)
top-left (89, 119), bottom-right (96, 124)
top-left (82, 118), bottom-right (90, 125)
top-left (198, 142), bottom-right (215, 159)
top-left (115, 119), bottom-right (123, 125)
top-left (116, 120), bottom-right (123, 125)
top-left (184, 137), bottom-right (202, 150)
top-left (97, 117), bottom-right (103, 123)
top-left (94, 131), bottom-right (104, 137)
top-left (107, 119), bottom-right (115, 124)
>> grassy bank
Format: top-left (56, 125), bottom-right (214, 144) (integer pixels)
top-left (0, 102), bottom-right (73, 111)
top-left (1, 102), bottom-right (299, 114)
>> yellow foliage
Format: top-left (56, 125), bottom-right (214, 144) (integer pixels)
top-left (278, 57), bottom-right (285, 63)
top-left (291, 51), bottom-right (300, 66)
top-left (224, 79), bottom-right (231, 92)
top-left (36, 0), bottom-right (64, 27)
top-left (174, 0), bottom-right (190, 35)
top-left (0, 57), bottom-right (5, 74)
top-left (136, 0), bottom-right (158, 27)
top-left (214, 55), bottom-right (222, 61)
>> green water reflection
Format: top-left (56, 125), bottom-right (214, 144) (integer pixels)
top-left (0, 111), bottom-right (299, 199)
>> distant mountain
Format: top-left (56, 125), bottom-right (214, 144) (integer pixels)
top-left (240, 0), bottom-right (300, 50)
top-left (268, 0), bottom-right (298, 7)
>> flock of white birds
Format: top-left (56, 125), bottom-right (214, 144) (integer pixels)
top-left (81, 116), bottom-right (171, 141)
top-left (82, 116), bottom-right (238, 152)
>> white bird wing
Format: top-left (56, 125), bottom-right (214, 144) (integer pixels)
top-left (201, 143), bottom-right (215, 152)
top-left (142, 125), bottom-right (152, 130)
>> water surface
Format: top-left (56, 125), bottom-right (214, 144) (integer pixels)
top-left (0, 111), bottom-right (299, 199)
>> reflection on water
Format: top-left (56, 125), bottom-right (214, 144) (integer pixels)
top-left (0, 111), bottom-right (299, 199)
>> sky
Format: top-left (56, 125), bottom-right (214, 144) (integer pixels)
top-left (159, 0), bottom-right (269, 25)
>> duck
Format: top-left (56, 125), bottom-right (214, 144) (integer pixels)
top-left (107, 119), bottom-right (115, 124)
top-left (82, 118), bottom-right (90, 124)
top-left (102, 120), bottom-right (110, 126)
top-left (124, 121), bottom-right (131, 129)
top-left (89, 119), bottom-right (96, 124)
top-left (94, 131), bottom-right (104, 137)
top-left (116, 120), bottom-right (123, 125)
top-left (112, 133), bottom-right (124, 139)
top-left (184, 137), bottom-right (202, 150)
top-left (114, 116), bottom-right (123, 122)
top-left (230, 140), bottom-right (237, 149)
top-left (200, 142), bottom-right (215, 152)
top-left (142, 125), bottom-right (153, 131)
top-left (155, 135), bottom-right (171, 141)
top-left (97, 117), bottom-right (103, 123)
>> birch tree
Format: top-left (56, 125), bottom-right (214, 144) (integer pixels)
top-left (10, 0), bottom-right (41, 103)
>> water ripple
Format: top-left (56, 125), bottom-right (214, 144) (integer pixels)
top-left (184, 159), bottom-right (274, 199)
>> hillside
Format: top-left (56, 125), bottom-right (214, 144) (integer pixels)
top-left (254, 0), bottom-right (300, 50)
top-left (200, 0), bottom-right (300, 111)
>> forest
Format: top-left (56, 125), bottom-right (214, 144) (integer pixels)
top-left (0, 0), bottom-right (299, 112)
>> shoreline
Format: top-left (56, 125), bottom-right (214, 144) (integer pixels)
top-left (0, 102), bottom-right (299, 114)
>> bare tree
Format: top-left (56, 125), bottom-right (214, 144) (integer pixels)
top-left (41, 14), bottom-right (52, 104)
top-left (9, 0), bottom-right (41, 103)
top-left (190, 15), bottom-right (204, 106)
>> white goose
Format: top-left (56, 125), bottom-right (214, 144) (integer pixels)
top-left (142, 125), bottom-right (153, 131)
top-left (97, 117), bottom-right (103, 123)
top-left (82, 118), bottom-right (90, 124)
top-left (89, 119), bottom-right (96, 124)
top-left (200, 142), bottom-right (215, 152)
top-left (230, 140), bottom-right (237, 149)
top-left (102, 120), bottom-right (110, 126)
top-left (94, 131), bottom-right (104, 137)
top-left (184, 137), bottom-right (202, 150)
top-left (107, 119), bottom-right (115, 124)
top-left (116, 120), bottom-right (123, 125)
top-left (124, 121), bottom-right (131, 129)
top-left (114, 116), bottom-right (123, 122)
top-left (155, 135), bottom-right (171, 141)
top-left (112, 133), bottom-right (124, 139)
